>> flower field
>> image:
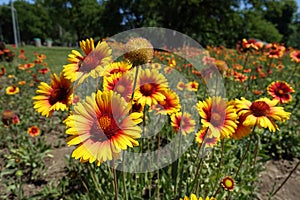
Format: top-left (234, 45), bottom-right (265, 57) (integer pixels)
top-left (0, 37), bottom-right (299, 200)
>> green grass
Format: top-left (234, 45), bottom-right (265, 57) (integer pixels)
top-left (12, 45), bottom-right (76, 73)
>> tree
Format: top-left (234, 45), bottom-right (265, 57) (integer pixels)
top-left (263, 0), bottom-right (297, 43)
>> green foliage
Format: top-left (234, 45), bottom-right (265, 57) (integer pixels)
top-left (242, 12), bottom-right (283, 42)
top-left (0, 0), bottom-right (299, 47)
top-left (13, 1), bottom-right (52, 43)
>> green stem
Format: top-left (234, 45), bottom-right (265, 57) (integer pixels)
top-left (213, 139), bottom-right (225, 197)
top-left (243, 52), bottom-right (249, 69)
top-left (157, 129), bottom-right (161, 199)
top-left (250, 133), bottom-right (260, 199)
top-left (17, 175), bottom-right (23, 200)
top-left (287, 63), bottom-right (299, 82)
top-left (228, 133), bottom-right (254, 200)
top-left (174, 108), bottom-right (185, 196)
top-left (188, 129), bottom-right (208, 194)
top-left (234, 135), bottom-right (252, 180)
top-left (122, 168), bottom-right (128, 200)
top-left (131, 65), bottom-right (139, 101)
top-left (189, 156), bottom-right (203, 194)
top-left (267, 58), bottom-right (273, 72)
top-left (113, 160), bottom-right (118, 200)
top-left (87, 164), bottom-right (106, 199)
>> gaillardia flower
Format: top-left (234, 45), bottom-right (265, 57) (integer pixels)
top-left (65, 90), bottom-right (143, 166)
top-left (177, 81), bottom-right (187, 91)
top-left (134, 68), bottom-right (168, 106)
top-left (103, 72), bottom-right (134, 102)
top-left (242, 38), bottom-right (262, 51)
top-left (179, 194), bottom-right (216, 200)
top-left (267, 81), bottom-right (294, 104)
top-left (171, 112), bottom-right (196, 135)
top-left (63, 38), bottom-right (112, 84)
top-left (196, 97), bottom-right (238, 139)
top-left (196, 127), bottom-right (219, 147)
top-left (27, 126), bottom-right (41, 137)
top-left (290, 50), bottom-right (300, 63)
top-left (231, 114), bottom-right (252, 140)
top-left (186, 81), bottom-right (199, 92)
top-left (6, 86), bottom-right (19, 95)
top-left (152, 89), bottom-right (181, 115)
top-left (104, 61), bottom-right (132, 76)
top-left (33, 73), bottom-right (73, 117)
top-left (221, 176), bottom-right (235, 191)
top-left (264, 43), bottom-right (285, 59)
top-left (235, 97), bottom-right (290, 132)
top-left (0, 66), bottom-right (6, 76)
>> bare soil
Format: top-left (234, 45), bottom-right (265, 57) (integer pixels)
top-left (19, 129), bottom-right (300, 199)
top-left (257, 158), bottom-right (300, 200)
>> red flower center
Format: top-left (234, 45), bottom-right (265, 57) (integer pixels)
top-left (9, 87), bottom-right (16, 92)
top-left (208, 107), bottom-right (225, 127)
top-left (250, 101), bottom-right (270, 117)
top-left (49, 88), bottom-right (70, 105)
top-left (116, 85), bottom-right (125, 93)
top-left (31, 128), bottom-right (38, 134)
top-left (98, 116), bottom-right (112, 130)
top-left (140, 83), bottom-right (155, 96)
top-left (278, 89), bottom-right (284, 94)
top-left (92, 115), bottom-right (121, 142)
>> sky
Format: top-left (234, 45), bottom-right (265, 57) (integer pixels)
top-left (1, 0), bottom-right (300, 12)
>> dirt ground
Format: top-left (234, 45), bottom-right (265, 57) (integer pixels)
top-left (257, 158), bottom-right (300, 200)
top-left (20, 129), bottom-right (300, 199)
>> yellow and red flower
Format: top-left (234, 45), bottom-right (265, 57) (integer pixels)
top-left (186, 81), bottom-right (199, 92)
top-left (0, 66), bottom-right (5, 76)
top-left (214, 59), bottom-right (228, 74)
top-left (63, 38), bottom-right (112, 84)
top-left (196, 127), bottom-right (219, 147)
top-left (171, 112), bottom-right (196, 135)
top-left (177, 81), bottom-right (187, 91)
top-left (64, 90), bottom-right (143, 166)
top-left (104, 61), bottom-right (132, 76)
top-left (267, 81), bottom-right (294, 104)
top-left (180, 194), bottom-right (216, 200)
top-left (134, 68), bottom-right (168, 106)
top-left (221, 176), bottom-right (235, 191)
top-left (18, 81), bottom-right (26, 85)
top-left (231, 114), bottom-right (252, 140)
top-left (235, 97), bottom-right (290, 132)
top-left (242, 38), bottom-right (263, 51)
top-left (234, 71), bottom-right (247, 82)
top-left (32, 73), bottom-right (73, 117)
top-left (103, 72), bottom-right (134, 102)
top-left (290, 50), bottom-right (300, 63)
top-left (152, 89), bottom-right (181, 115)
top-left (37, 54), bottom-right (46, 60)
top-left (196, 97), bottom-right (238, 139)
top-left (27, 126), bottom-right (41, 137)
top-left (38, 67), bottom-right (50, 74)
top-left (6, 86), bottom-right (19, 95)
top-left (18, 49), bottom-right (27, 60)
top-left (264, 43), bottom-right (285, 59)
